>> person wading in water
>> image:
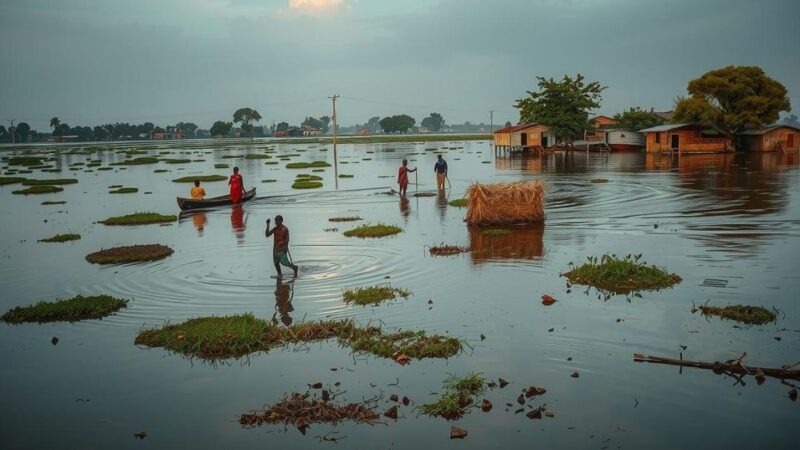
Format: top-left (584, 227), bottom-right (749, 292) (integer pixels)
top-left (265, 215), bottom-right (299, 278)
top-left (434, 154), bottom-right (448, 190)
top-left (228, 167), bottom-right (246, 203)
top-left (397, 159), bottom-right (417, 196)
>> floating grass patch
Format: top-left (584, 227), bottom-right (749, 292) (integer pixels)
top-left (590, 178), bottom-right (609, 183)
top-left (100, 212), bottom-right (177, 225)
top-left (563, 254), bottom-right (682, 294)
top-left (12, 185), bottom-right (63, 195)
top-left (429, 245), bottom-right (468, 256)
top-left (286, 161), bottom-right (331, 169)
top-left (2, 295), bottom-right (129, 324)
top-left (112, 157), bottom-right (159, 166)
top-left (329, 216), bottom-right (362, 222)
top-left (295, 174), bottom-right (322, 181)
top-left (214, 163), bottom-right (230, 169)
top-left (7, 156), bottom-right (45, 166)
top-left (21, 178), bottom-right (78, 186)
top-left (419, 373), bottom-right (486, 420)
top-left (245, 154), bottom-right (272, 159)
top-left (109, 187), bottom-right (138, 194)
top-left (265, 161), bottom-right (279, 165)
top-left (41, 200), bottom-right (66, 205)
top-left (240, 392), bottom-right (380, 430)
top-left (448, 198), bottom-right (468, 207)
top-left (172, 175), bottom-right (227, 183)
top-left (221, 154), bottom-right (244, 159)
top-left (342, 285), bottom-right (411, 306)
top-left (262, 179), bottom-right (277, 183)
top-left (292, 180), bottom-right (323, 189)
top-left (97, 167), bottom-right (113, 171)
top-left (338, 174), bottom-right (354, 178)
top-left (135, 314), bottom-right (462, 361)
top-left (481, 229), bottom-right (511, 237)
top-left (38, 233), bottom-right (81, 243)
top-left (154, 169), bottom-right (169, 173)
top-left (0, 176), bottom-right (26, 185)
top-left (86, 244), bottom-right (173, 264)
top-left (343, 224), bottom-right (402, 238)
top-left (161, 158), bottom-right (191, 164)
top-left (694, 304), bottom-right (777, 325)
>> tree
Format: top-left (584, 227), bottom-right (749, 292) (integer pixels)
top-left (366, 116), bottom-right (381, 133)
top-left (276, 122), bottom-right (290, 132)
top-left (504, 121), bottom-right (512, 128)
top-left (233, 107), bottom-right (262, 138)
top-left (15, 122), bottom-right (31, 142)
top-left (176, 122), bottom-right (198, 138)
top-left (302, 116), bottom-right (324, 130)
top-left (0, 125), bottom-right (6, 139)
top-left (421, 112), bottom-right (445, 132)
top-left (55, 123), bottom-right (70, 136)
top-left (673, 66), bottom-right (790, 147)
top-left (515, 74), bottom-right (606, 145)
top-left (70, 126), bottom-right (93, 141)
top-left (320, 116), bottom-right (331, 133)
top-left (94, 126), bottom-right (109, 141)
top-left (50, 117), bottom-right (60, 135)
top-left (379, 114), bottom-right (416, 133)
top-left (782, 114), bottom-right (799, 128)
top-left (210, 121), bottom-right (233, 137)
top-left (613, 107), bottom-right (665, 131)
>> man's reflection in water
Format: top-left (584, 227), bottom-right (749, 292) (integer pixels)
top-left (231, 204), bottom-right (245, 244)
top-left (399, 195), bottom-right (410, 224)
top-left (271, 279), bottom-right (294, 326)
top-left (437, 189), bottom-right (448, 222)
top-left (191, 212), bottom-right (207, 236)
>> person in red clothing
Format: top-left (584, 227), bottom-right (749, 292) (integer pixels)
top-left (396, 159), bottom-right (417, 196)
top-left (228, 166), bottom-right (246, 203)
top-left (265, 215), bottom-right (299, 278)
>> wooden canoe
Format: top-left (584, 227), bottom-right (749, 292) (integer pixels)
top-left (177, 188), bottom-right (256, 210)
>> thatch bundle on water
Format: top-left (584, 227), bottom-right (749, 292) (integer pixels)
top-left (466, 181), bottom-right (545, 225)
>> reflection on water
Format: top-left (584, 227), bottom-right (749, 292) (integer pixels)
top-left (192, 212), bottom-right (207, 236)
top-left (436, 189), bottom-right (447, 222)
top-left (468, 224), bottom-right (545, 264)
top-left (231, 204), bottom-right (245, 244)
top-left (399, 195), bottom-right (409, 222)
top-left (271, 279), bottom-right (294, 326)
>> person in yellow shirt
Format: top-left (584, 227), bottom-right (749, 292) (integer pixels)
top-left (190, 180), bottom-right (206, 200)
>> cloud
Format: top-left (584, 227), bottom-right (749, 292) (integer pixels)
top-left (288, 0), bottom-right (343, 10)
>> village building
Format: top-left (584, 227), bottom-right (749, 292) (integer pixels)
top-left (738, 125), bottom-right (800, 152)
top-left (300, 125), bottom-right (321, 136)
top-left (639, 124), bottom-right (731, 153)
top-left (581, 128), bottom-right (645, 151)
top-left (493, 123), bottom-right (557, 152)
top-left (588, 115), bottom-right (617, 128)
top-left (151, 130), bottom-right (186, 140)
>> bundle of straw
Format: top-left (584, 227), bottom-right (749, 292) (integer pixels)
top-left (465, 181), bottom-right (545, 225)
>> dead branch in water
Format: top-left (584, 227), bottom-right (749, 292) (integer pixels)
top-left (634, 353), bottom-right (800, 381)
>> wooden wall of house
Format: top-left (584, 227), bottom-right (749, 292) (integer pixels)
top-left (754, 128), bottom-right (800, 152)
top-left (493, 132), bottom-right (511, 146)
top-left (524, 125), bottom-right (554, 147)
top-left (645, 130), bottom-right (730, 153)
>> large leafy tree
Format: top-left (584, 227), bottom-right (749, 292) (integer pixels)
top-left (421, 112), bottom-right (445, 132)
top-left (379, 114), bottom-right (416, 133)
top-left (366, 116), bottom-right (381, 133)
top-left (320, 115), bottom-right (331, 133)
top-left (49, 117), bottom-right (60, 135)
top-left (233, 107), bottom-right (262, 138)
top-left (673, 66), bottom-right (790, 145)
top-left (613, 107), bottom-right (664, 131)
top-left (175, 122), bottom-right (198, 138)
top-left (15, 122), bottom-right (31, 142)
top-left (276, 122), bottom-right (290, 132)
top-left (515, 74), bottom-right (605, 144)
top-left (210, 121), bottom-right (233, 137)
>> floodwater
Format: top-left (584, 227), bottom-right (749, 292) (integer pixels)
top-left (1, 140), bottom-right (798, 449)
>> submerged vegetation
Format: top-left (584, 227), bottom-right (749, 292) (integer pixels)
top-left (448, 198), bottom-right (468, 207)
top-left (240, 392), bottom-right (380, 429)
top-left (0, 176), bottom-right (27, 185)
top-left (429, 245), bottom-right (468, 256)
top-left (86, 244), bottom-right (174, 264)
top-left (286, 161), bottom-right (331, 169)
top-left (100, 212), bottom-right (177, 225)
top-left (38, 233), bottom-right (81, 243)
top-left (342, 285), bottom-right (411, 305)
top-left (135, 314), bottom-right (462, 361)
top-left (343, 224), bottom-right (402, 238)
top-left (108, 187), bottom-right (138, 194)
top-left (2, 295), bottom-right (128, 324)
top-left (694, 304), bottom-right (777, 325)
top-left (291, 180), bottom-right (323, 189)
top-left (419, 373), bottom-right (486, 420)
top-left (172, 175), bottom-right (227, 183)
top-left (563, 254), bottom-right (681, 294)
top-left (12, 185), bottom-right (63, 195)
top-left (112, 157), bottom-right (159, 166)
top-left (328, 216), bottom-right (362, 222)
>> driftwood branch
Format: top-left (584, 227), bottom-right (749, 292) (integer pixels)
top-left (634, 353), bottom-right (800, 381)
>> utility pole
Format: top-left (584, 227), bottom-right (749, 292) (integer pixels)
top-left (329, 94), bottom-right (339, 189)
top-left (7, 119), bottom-right (15, 144)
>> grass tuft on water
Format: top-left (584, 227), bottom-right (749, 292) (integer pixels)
top-left (329, 216), bottom-right (362, 222)
top-left (292, 180), bottom-right (323, 189)
top-left (563, 254), bottom-right (681, 294)
top-left (343, 224), bottom-right (402, 238)
top-left (86, 244), bottom-right (173, 264)
top-left (38, 233), bottom-right (81, 243)
top-left (2, 295), bottom-right (128, 324)
top-left (172, 175), bottom-right (227, 183)
top-left (342, 285), bottom-right (411, 306)
top-left (590, 178), bottom-right (610, 183)
top-left (481, 229), bottom-right (511, 237)
top-left (240, 392), bottom-right (379, 429)
top-left (0, 176), bottom-right (27, 185)
top-left (448, 198), bottom-right (468, 207)
top-left (261, 179), bottom-right (277, 183)
top-left (12, 185), bottom-right (63, 195)
top-left (338, 174), bottom-right (354, 178)
top-left (419, 373), bottom-right (486, 420)
top-left (100, 212), bottom-right (177, 225)
top-left (112, 157), bottom-right (159, 166)
top-left (286, 161), bottom-right (331, 169)
top-left (109, 187), bottom-right (138, 194)
top-left (134, 314), bottom-right (462, 361)
top-left (41, 200), bottom-right (67, 205)
top-left (161, 158), bottom-right (191, 164)
top-left (694, 304), bottom-right (777, 325)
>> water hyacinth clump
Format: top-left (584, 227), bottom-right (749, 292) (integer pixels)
top-left (2, 295), bottom-right (129, 323)
top-left (343, 224), bottom-right (402, 238)
top-left (342, 285), bottom-right (411, 305)
top-left (563, 254), bottom-right (682, 294)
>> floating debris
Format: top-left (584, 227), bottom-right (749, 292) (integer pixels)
top-left (693, 304), bottom-right (776, 325)
top-left (38, 233), bottom-right (81, 243)
top-left (240, 392), bottom-right (380, 431)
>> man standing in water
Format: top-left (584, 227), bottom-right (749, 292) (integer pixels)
top-left (397, 159), bottom-right (417, 196)
top-left (434, 154), bottom-right (448, 190)
top-left (265, 215), bottom-right (299, 278)
top-left (228, 166), bottom-right (246, 204)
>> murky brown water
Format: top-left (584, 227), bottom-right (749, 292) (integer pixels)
top-left (1, 140), bottom-right (798, 449)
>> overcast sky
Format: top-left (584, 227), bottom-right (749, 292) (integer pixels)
top-left (1, 0), bottom-right (798, 131)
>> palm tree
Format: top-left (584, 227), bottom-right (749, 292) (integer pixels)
top-left (50, 117), bottom-right (60, 136)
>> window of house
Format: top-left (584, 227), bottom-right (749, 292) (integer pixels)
top-left (620, 133), bottom-right (626, 138)
top-left (655, 133), bottom-right (660, 144)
